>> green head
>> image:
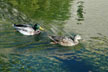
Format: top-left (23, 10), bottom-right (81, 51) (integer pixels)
top-left (34, 24), bottom-right (44, 30)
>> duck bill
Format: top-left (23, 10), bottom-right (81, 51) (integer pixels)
top-left (39, 26), bottom-right (44, 30)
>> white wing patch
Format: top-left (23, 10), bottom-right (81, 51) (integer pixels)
top-left (16, 27), bottom-right (35, 35)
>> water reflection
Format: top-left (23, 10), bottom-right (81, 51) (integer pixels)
top-left (77, 1), bottom-right (84, 23)
top-left (0, 54), bottom-right (68, 72)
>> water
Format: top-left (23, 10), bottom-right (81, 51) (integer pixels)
top-left (0, 0), bottom-right (108, 72)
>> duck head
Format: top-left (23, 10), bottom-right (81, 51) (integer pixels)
top-left (74, 35), bottom-right (82, 41)
top-left (34, 24), bottom-right (44, 31)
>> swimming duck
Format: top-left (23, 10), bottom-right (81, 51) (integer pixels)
top-left (48, 35), bottom-right (82, 46)
top-left (13, 24), bottom-right (44, 35)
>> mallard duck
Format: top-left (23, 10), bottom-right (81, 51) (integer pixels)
top-left (13, 24), bottom-right (44, 35)
top-left (48, 35), bottom-right (82, 46)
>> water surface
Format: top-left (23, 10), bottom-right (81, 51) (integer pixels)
top-left (0, 0), bottom-right (108, 72)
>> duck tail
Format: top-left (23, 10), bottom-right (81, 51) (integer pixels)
top-left (48, 35), bottom-right (55, 40)
top-left (12, 24), bottom-right (16, 27)
top-left (48, 35), bottom-right (54, 39)
top-left (48, 35), bottom-right (52, 38)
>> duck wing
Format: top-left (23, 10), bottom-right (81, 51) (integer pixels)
top-left (13, 24), bottom-right (31, 27)
top-left (69, 36), bottom-right (74, 41)
top-left (49, 35), bottom-right (65, 42)
top-left (13, 24), bottom-right (35, 35)
top-left (13, 24), bottom-right (33, 31)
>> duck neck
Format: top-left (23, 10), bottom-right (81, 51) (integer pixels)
top-left (34, 30), bottom-right (40, 34)
top-left (73, 38), bottom-right (79, 45)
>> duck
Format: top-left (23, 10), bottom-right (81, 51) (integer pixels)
top-left (13, 24), bottom-right (44, 35)
top-left (48, 35), bottom-right (82, 46)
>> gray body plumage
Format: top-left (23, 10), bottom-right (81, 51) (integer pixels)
top-left (13, 24), bottom-right (40, 35)
top-left (49, 35), bottom-right (82, 46)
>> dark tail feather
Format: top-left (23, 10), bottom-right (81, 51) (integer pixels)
top-left (12, 24), bottom-right (16, 27)
top-left (48, 35), bottom-right (54, 40)
top-left (48, 35), bottom-right (60, 42)
top-left (13, 24), bottom-right (28, 27)
top-left (48, 35), bottom-right (52, 39)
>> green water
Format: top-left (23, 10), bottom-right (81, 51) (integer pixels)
top-left (0, 0), bottom-right (108, 72)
